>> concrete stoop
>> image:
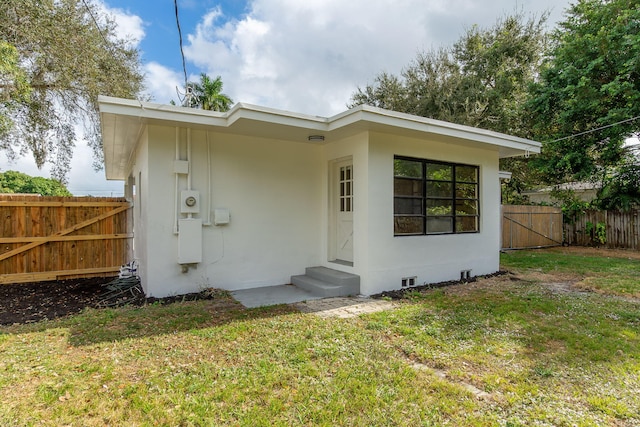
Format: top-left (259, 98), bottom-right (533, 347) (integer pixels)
top-left (291, 266), bottom-right (360, 298)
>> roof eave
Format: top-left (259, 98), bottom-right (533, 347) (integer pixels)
top-left (98, 96), bottom-right (542, 181)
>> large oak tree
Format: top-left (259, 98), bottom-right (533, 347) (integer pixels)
top-left (349, 12), bottom-right (549, 202)
top-left (0, 0), bottom-right (143, 182)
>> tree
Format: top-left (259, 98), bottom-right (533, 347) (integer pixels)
top-left (350, 12), bottom-right (548, 137)
top-left (350, 12), bottom-right (549, 202)
top-left (186, 73), bottom-right (233, 112)
top-left (0, 170), bottom-right (72, 196)
top-left (528, 0), bottom-right (640, 185)
top-left (0, 41), bottom-right (31, 138)
top-left (0, 0), bottom-right (144, 182)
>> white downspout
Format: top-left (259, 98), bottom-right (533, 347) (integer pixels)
top-left (187, 128), bottom-right (192, 191)
top-left (187, 128), bottom-right (193, 219)
top-left (203, 130), bottom-right (213, 226)
top-left (173, 127), bottom-right (180, 235)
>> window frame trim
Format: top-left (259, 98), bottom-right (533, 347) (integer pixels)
top-left (393, 155), bottom-right (480, 236)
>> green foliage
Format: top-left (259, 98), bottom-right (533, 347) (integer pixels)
top-left (186, 73), bottom-right (233, 112)
top-left (546, 188), bottom-right (593, 223)
top-left (352, 12), bottom-right (548, 202)
top-left (0, 170), bottom-right (72, 196)
top-left (350, 12), bottom-right (548, 138)
top-left (595, 162), bottom-right (640, 211)
top-left (585, 221), bottom-right (607, 245)
top-left (528, 0), bottom-right (640, 184)
top-left (0, 41), bottom-right (31, 137)
top-left (0, 0), bottom-right (144, 182)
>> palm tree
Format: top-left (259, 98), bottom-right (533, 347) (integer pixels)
top-left (188, 73), bottom-right (233, 112)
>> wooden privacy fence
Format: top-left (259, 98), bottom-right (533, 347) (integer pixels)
top-left (564, 209), bottom-right (640, 249)
top-left (0, 195), bottom-right (132, 284)
top-left (502, 205), bottom-right (563, 250)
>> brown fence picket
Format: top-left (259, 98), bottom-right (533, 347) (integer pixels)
top-left (0, 195), bottom-right (132, 284)
top-left (564, 208), bottom-right (639, 249)
top-left (502, 205), bottom-right (563, 249)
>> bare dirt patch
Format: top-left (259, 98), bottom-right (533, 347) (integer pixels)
top-left (0, 278), bottom-right (222, 325)
top-left (0, 278), bottom-right (114, 325)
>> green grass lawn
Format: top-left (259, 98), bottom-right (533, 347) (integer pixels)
top-left (1, 248), bottom-right (639, 426)
top-left (501, 246), bottom-right (640, 298)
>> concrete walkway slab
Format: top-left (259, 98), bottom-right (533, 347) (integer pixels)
top-left (231, 284), bottom-right (321, 308)
top-left (231, 285), bottom-right (398, 318)
top-left (294, 297), bottom-right (397, 318)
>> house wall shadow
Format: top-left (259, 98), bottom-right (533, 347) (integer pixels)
top-left (3, 299), bottom-right (298, 347)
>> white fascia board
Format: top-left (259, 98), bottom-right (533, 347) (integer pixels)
top-left (99, 96), bottom-right (228, 128)
top-left (328, 105), bottom-right (542, 155)
top-left (99, 97), bottom-right (330, 132)
top-left (226, 102), bottom-right (329, 131)
top-left (99, 97), bottom-right (543, 176)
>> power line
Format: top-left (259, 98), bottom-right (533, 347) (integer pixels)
top-left (550, 115), bottom-right (640, 143)
top-left (174, 0), bottom-right (188, 90)
top-left (81, 0), bottom-right (110, 46)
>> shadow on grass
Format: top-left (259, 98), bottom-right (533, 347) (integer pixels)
top-left (2, 297), bottom-right (299, 347)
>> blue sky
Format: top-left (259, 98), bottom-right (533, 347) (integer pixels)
top-left (106, 0), bottom-right (249, 74)
top-left (1, 0), bottom-right (573, 195)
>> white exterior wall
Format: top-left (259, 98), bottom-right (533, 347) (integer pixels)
top-left (322, 132), bottom-right (370, 282)
top-left (136, 125), bottom-right (324, 297)
top-left (130, 128), bottom-right (150, 294)
top-left (131, 125), bottom-right (502, 297)
top-left (361, 132), bottom-right (501, 295)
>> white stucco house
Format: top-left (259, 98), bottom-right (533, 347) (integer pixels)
top-left (98, 96), bottom-right (541, 298)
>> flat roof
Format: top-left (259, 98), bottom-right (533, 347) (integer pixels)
top-left (99, 96), bottom-right (542, 180)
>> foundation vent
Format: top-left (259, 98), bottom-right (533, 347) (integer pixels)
top-left (460, 270), bottom-right (472, 281)
top-left (401, 276), bottom-right (417, 288)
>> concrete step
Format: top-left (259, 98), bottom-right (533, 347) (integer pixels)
top-left (291, 267), bottom-right (360, 298)
top-left (305, 266), bottom-right (360, 288)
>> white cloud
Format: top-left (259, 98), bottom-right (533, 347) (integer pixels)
top-left (142, 62), bottom-right (184, 103)
top-left (98, 2), bottom-right (146, 46)
top-left (182, 0), bottom-right (571, 116)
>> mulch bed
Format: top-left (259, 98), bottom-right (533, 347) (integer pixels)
top-left (371, 270), bottom-right (508, 300)
top-left (1, 270), bottom-right (512, 325)
top-left (0, 277), bottom-right (216, 325)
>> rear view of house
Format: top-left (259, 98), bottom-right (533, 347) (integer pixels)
top-left (99, 97), bottom-right (540, 298)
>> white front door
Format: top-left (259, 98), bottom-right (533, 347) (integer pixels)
top-left (335, 161), bottom-right (353, 263)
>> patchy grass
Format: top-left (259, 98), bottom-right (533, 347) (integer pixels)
top-left (502, 246), bottom-right (640, 298)
top-left (1, 247), bottom-right (639, 426)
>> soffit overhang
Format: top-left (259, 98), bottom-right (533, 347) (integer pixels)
top-left (99, 96), bottom-right (541, 180)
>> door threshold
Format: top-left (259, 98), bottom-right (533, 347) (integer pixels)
top-left (329, 259), bottom-right (353, 267)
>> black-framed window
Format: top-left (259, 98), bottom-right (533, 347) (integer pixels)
top-left (394, 156), bottom-right (479, 235)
